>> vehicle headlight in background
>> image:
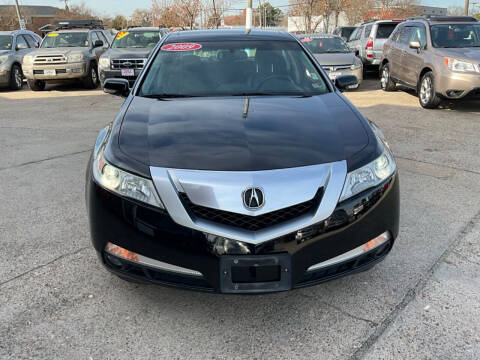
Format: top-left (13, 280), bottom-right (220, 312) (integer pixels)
top-left (339, 149), bottom-right (396, 202)
top-left (444, 58), bottom-right (477, 73)
top-left (351, 58), bottom-right (362, 70)
top-left (22, 55), bottom-right (34, 65)
top-left (0, 55), bottom-right (9, 65)
top-left (67, 53), bottom-right (84, 63)
top-left (99, 57), bottom-right (110, 68)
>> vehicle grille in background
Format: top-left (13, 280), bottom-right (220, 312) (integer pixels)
top-left (34, 54), bottom-right (67, 65)
top-left (111, 59), bottom-right (146, 70)
top-left (179, 189), bottom-right (323, 232)
top-left (322, 65), bottom-right (352, 72)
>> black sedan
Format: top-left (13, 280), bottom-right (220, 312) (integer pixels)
top-left (86, 30), bottom-right (399, 294)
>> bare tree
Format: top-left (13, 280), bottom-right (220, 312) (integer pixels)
top-left (131, 8), bottom-right (154, 26)
top-left (180, 0), bottom-right (201, 29)
top-left (448, 5), bottom-right (466, 16)
top-left (59, 0), bottom-right (69, 11)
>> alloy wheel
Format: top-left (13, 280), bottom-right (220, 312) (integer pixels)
top-left (92, 68), bottom-right (98, 84)
top-left (14, 68), bottom-right (22, 88)
top-left (381, 67), bottom-right (389, 89)
top-left (420, 77), bottom-right (432, 105)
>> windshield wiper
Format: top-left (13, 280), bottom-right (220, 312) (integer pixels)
top-left (142, 94), bottom-right (200, 99)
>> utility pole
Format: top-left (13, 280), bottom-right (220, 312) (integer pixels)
top-left (14, 0), bottom-right (24, 29)
top-left (465, 0), bottom-right (470, 15)
top-left (246, 0), bottom-right (253, 32)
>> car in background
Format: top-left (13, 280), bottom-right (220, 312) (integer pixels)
top-left (0, 30), bottom-right (42, 90)
top-left (347, 20), bottom-right (402, 69)
top-left (86, 29), bottom-right (399, 294)
top-left (380, 16), bottom-right (480, 109)
top-left (98, 27), bottom-right (169, 87)
top-left (298, 34), bottom-right (363, 88)
top-left (332, 26), bottom-right (357, 42)
top-left (22, 20), bottom-right (111, 91)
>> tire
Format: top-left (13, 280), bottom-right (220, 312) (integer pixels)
top-left (418, 72), bottom-right (441, 109)
top-left (83, 63), bottom-right (99, 89)
top-left (380, 63), bottom-right (396, 91)
top-left (27, 79), bottom-right (46, 91)
top-left (9, 64), bottom-right (23, 90)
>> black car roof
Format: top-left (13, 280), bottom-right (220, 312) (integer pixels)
top-left (164, 29), bottom-right (295, 42)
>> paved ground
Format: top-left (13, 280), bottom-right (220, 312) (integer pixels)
top-left (1, 80), bottom-right (479, 359)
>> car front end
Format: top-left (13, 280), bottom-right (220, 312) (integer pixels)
top-left (23, 49), bottom-right (88, 81)
top-left (86, 31), bottom-right (399, 294)
top-left (434, 55), bottom-right (480, 99)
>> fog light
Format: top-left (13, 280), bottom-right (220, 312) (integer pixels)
top-left (105, 242), bottom-right (138, 262)
top-left (206, 234), bottom-right (251, 255)
top-left (363, 232), bottom-right (390, 252)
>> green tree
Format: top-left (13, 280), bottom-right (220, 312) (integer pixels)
top-left (257, 2), bottom-right (282, 27)
top-left (112, 15), bottom-right (128, 30)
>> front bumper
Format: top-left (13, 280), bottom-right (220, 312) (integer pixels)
top-left (86, 160), bottom-right (400, 293)
top-left (23, 62), bottom-right (87, 80)
top-left (326, 67), bottom-right (363, 87)
top-left (0, 69), bottom-right (10, 86)
top-left (99, 68), bottom-right (141, 87)
top-left (436, 70), bottom-right (480, 99)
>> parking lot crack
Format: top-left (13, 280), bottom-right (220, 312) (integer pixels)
top-left (0, 246), bottom-right (89, 288)
top-left (397, 155), bottom-right (480, 176)
top-left (0, 149), bottom-right (91, 172)
top-left (321, 301), bottom-right (378, 327)
top-left (349, 208), bottom-right (480, 360)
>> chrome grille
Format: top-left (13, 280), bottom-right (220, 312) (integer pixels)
top-left (111, 59), bottom-right (146, 70)
top-left (323, 65), bottom-right (352, 72)
top-left (34, 54), bottom-right (67, 65)
top-left (179, 189), bottom-right (323, 232)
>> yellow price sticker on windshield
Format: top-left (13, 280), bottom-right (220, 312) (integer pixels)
top-left (48, 33), bottom-right (59, 37)
top-left (116, 31), bottom-right (129, 40)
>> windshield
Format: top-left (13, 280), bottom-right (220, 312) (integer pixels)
top-left (41, 32), bottom-right (89, 48)
top-left (112, 31), bottom-right (160, 49)
top-left (0, 35), bottom-right (13, 50)
top-left (431, 24), bottom-right (480, 48)
top-left (341, 28), bottom-right (356, 39)
top-left (300, 37), bottom-right (350, 53)
top-left (139, 40), bottom-right (329, 98)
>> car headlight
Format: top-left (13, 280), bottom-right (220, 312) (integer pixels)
top-left (339, 148), bottom-right (396, 202)
top-left (99, 57), bottom-right (110, 68)
top-left (445, 58), bottom-right (477, 73)
top-left (0, 55), bottom-right (9, 65)
top-left (23, 55), bottom-right (34, 65)
top-left (351, 58), bottom-right (362, 70)
top-left (92, 127), bottom-right (164, 209)
top-left (67, 53), bottom-right (84, 63)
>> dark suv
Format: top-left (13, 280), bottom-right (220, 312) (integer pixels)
top-left (98, 27), bottom-right (169, 87)
top-left (380, 16), bottom-right (480, 108)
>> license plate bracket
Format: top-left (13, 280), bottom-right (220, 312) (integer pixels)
top-left (44, 69), bottom-right (56, 76)
top-left (121, 69), bottom-right (135, 76)
top-left (220, 254), bottom-right (292, 293)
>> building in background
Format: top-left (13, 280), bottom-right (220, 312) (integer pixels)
top-left (0, 5), bottom-right (60, 34)
top-left (418, 6), bottom-right (447, 16)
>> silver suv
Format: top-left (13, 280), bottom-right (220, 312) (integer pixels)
top-left (347, 20), bottom-right (401, 68)
top-left (23, 20), bottom-right (112, 91)
top-left (380, 16), bottom-right (480, 108)
top-left (0, 30), bottom-right (42, 90)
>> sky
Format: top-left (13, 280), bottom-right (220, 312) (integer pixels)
top-left (1, 0), bottom-right (467, 17)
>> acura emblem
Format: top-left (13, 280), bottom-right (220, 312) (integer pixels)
top-left (243, 187), bottom-right (265, 209)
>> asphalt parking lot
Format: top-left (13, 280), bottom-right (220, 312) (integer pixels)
top-left (1, 79), bottom-right (479, 359)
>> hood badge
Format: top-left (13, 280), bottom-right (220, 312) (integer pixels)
top-left (243, 188), bottom-right (265, 210)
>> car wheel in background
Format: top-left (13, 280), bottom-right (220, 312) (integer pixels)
top-left (419, 72), bottom-right (441, 109)
top-left (380, 63), bottom-right (396, 92)
top-left (83, 63), bottom-right (99, 89)
top-left (27, 79), bottom-right (46, 91)
top-left (9, 64), bottom-right (23, 91)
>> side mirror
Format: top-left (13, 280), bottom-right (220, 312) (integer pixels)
top-left (409, 41), bottom-right (421, 50)
top-left (16, 43), bottom-right (28, 51)
top-left (94, 39), bottom-right (104, 48)
top-left (35, 42), bottom-right (40, 48)
top-left (335, 75), bottom-right (358, 91)
top-left (104, 78), bottom-right (130, 97)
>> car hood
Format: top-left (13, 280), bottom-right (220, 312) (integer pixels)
top-left (33, 47), bottom-right (87, 56)
top-left (105, 48), bottom-right (152, 59)
top-left (439, 48), bottom-right (480, 62)
top-left (117, 93), bottom-right (370, 172)
top-left (313, 53), bottom-right (356, 66)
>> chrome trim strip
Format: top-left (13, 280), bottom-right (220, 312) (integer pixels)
top-left (307, 232), bottom-right (391, 272)
top-left (150, 161), bottom-right (347, 245)
top-left (106, 247), bottom-right (202, 277)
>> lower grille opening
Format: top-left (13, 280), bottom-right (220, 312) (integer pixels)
top-left (179, 188), bottom-right (323, 232)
